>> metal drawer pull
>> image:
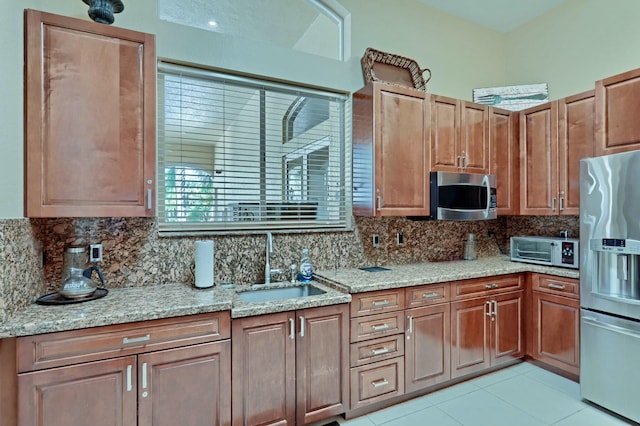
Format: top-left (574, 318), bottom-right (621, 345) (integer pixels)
top-left (492, 300), bottom-right (497, 321)
top-left (299, 316), bottom-right (305, 338)
top-left (147, 189), bottom-right (153, 210)
top-left (371, 323), bottom-right (390, 331)
top-left (407, 316), bottom-right (414, 334)
top-left (371, 347), bottom-right (390, 356)
top-left (372, 300), bottom-right (390, 307)
top-left (548, 283), bottom-right (566, 290)
top-left (486, 300), bottom-right (493, 317)
top-left (422, 292), bottom-right (440, 299)
top-left (484, 283), bottom-right (498, 289)
top-left (126, 365), bottom-right (133, 392)
top-left (371, 379), bottom-right (389, 388)
top-left (123, 334), bottom-right (150, 345)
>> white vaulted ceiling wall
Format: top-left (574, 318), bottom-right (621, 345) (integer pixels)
top-left (1, 0), bottom-right (640, 218)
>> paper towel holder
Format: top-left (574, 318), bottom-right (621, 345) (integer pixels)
top-left (194, 240), bottom-right (215, 289)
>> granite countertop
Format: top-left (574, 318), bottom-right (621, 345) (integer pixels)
top-left (0, 256), bottom-right (578, 338)
top-left (316, 256), bottom-right (580, 293)
top-left (0, 281), bottom-right (350, 337)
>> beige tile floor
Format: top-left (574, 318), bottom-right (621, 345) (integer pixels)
top-left (316, 362), bottom-right (638, 426)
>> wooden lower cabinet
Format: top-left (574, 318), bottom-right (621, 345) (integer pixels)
top-left (18, 340), bottom-right (231, 426)
top-left (405, 303), bottom-right (451, 392)
top-left (451, 291), bottom-right (524, 378)
top-left (232, 304), bottom-right (349, 425)
top-left (137, 341), bottom-right (231, 426)
top-left (18, 356), bottom-right (138, 426)
top-left (529, 274), bottom-right (580, 377)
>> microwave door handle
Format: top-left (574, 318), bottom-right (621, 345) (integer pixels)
top-left (482, 174), bottom-right (490, 218)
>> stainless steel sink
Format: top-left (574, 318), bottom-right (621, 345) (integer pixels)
top-left (237, 283), bottom-right (326, 303)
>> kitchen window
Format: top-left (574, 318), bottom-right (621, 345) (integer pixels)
top-left (157, 62), bottom-right (351, 234)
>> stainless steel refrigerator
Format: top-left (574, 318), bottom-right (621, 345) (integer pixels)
top-left (580, 150), bottom-right (640, 423)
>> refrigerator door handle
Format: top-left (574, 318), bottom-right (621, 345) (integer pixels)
top-left (582, 315), bottom-right (640, 339)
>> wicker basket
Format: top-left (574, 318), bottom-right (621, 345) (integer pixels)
top-left (361, 47), bottom-right (431, 91)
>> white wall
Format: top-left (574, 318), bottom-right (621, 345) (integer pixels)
top-left (3, 0), bottom-right (640, 218)
top-left (506, 0), bottom-right (640, 99)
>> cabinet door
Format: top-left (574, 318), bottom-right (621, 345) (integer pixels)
top-left (558, 90), bottom-right (595, 215)
top-left (595, 68), bottom-right (640, 156)
top-left (24, 10), bottom-right (156, 217)
top-left (450, 297), bottom-right (490, 378)
top-left (232, 312), bottom-right (296, 426)
top-left (296, 304), bottom-right (349, 425)
top-left (138, 341), bottom-right (231, 426)
top-left (405, 303), bottom-right (451, 392)
top-left (374, 84), bottom-right (431, 216)
top-left (531, 291), bottom-right (580, 376)
top-left (491, 291), bottom-right (524, 367)
top-left (490, 107), bottom-right (519, 215)
top-left (431, 95), bottom-right (460, 171)
top-left (18, 356), bottom-right (138, 426)
top-left (460, 101), bottom-right (490, 174)
top-left (520, 102), bottom-right (558, 215)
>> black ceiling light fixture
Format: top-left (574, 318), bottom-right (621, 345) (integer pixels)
top-left (82, 0), bottom-right (124, 25)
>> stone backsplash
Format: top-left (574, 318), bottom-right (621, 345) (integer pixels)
top-left (0, 214), bottom-right (579, 320)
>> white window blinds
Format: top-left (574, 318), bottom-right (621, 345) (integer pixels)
top-left (157, 62), bottom-right (351, 233)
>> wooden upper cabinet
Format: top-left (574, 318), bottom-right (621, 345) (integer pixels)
top-left (595, 68), bottom-right (640, 156)
top-left (489, 107), bottom-right (519, 215)
top-left (24, 9), bottom-right (156, 217)
top-left (431, 96), bottom-right (489, 174)
top-left (352, 83), bottom-right (430, 216)
top-left (520, 102), bottom-right (559, 215)
top-left (558, 90), bottom-right (595, 215)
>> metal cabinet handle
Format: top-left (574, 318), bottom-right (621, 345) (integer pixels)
top-left (371, 379), bottom-right (389, 388)
top-left (484, 283), bottom-right (498, 289)
top-left (486, 300), bottom-right (493, 317)
top-left (492, 300), bottom-right (497, 318)
top-left (371, 347), bottom-right (390, 356)
top-left (123, 334), bottom-right (150, 345)
top-left (551, 197), bottom-right (557, 211)
top-left (146, 189), bottom-right (153, 210)
top-left (289, 318), bottom-right (295, 340)
top-left (422, 292), bottom-right (440, 299)
top-left (299, 316), bottom-right (305, 338)
top-left (559, 196), bottom-right (564, 211)
top-left (407, 316), bottom-right (414, 334)
top-left (457, 156), bottom-right (462, 169)
top-left (372, 300), bottom-right (390, 307)
top-left (126, 365), bottom-right (133, 392)
top-left (371, 323), bottom-right (390, 331)
top-left (376, 196), bottom-right (382, 211)
top-left (463, 155), bottom-right (468, 168)
top-left (141, 362), bottom-right (149, 398)
top-left (548, 283), bottom-right (566, 290)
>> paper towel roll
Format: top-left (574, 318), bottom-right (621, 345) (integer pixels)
top-left (195, 240), bottom-right (214, 288)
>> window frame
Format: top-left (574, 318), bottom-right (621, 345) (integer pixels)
top-left (156, 61), bottom-right (352, 236)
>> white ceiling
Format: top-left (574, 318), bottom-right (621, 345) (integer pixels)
top-left (415, 0), bottom-right (569, 32)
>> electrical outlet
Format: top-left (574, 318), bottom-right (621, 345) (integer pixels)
top-left (372, 234), bottom-right (380, 248)
top-left (90, 243), bottom-right (103, 262)
top-left (397, 232), bottom-right (404, 246)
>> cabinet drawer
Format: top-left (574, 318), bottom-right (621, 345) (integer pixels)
top-left (405, 283), bottom-right (450, 308)
top-left (350, 335), bottom-right (404, 367)
top-left (17, 311), bottom-right (231, 372)
top-left (533, 275), bottom-right (579, 298)
top-left (350, 311), bottom-right (405, 343)
top-left (350, 289), bottom-right (405, 317)
top-left (453, 274), bottom-right (522, 300)
top-left (350, 357), bottom-right (404, 410)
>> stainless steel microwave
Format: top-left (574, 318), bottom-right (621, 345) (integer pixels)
top-left (429, 171), bottom-right (497, 220)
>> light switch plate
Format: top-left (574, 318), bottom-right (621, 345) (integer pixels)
top-left (90, 243), bottom-right (103, 262)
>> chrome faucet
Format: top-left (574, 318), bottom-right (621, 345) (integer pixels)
top-left (264, 232), bottom-right (281, 284)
